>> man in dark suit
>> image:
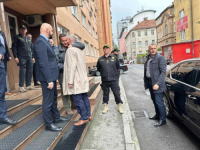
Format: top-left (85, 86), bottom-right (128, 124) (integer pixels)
top-left (34, 23), bottom-right (67, 132)
top-left (0, 31), bottom-right (17, 125)
top-left (144, 44), bottom-right (167, 127)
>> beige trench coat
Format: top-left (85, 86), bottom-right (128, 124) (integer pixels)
top-left (63, 47), bottom-right (89, 95)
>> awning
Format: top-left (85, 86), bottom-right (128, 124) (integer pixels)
top-left (2, 0), bottom-right (77, 15)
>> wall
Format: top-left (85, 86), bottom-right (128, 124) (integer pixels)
top-left (174, 0), bottom-right (191, 43)
top-left (56, 0), bottom-right (99, 70)
top-left (192, 0), bottom-right (200, 41)
top-left (156, 6), bottom-right (176, 48)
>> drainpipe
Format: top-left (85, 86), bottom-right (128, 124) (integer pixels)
top-left (190, 0), bottom-right (194, 58)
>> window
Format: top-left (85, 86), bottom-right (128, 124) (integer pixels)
top-left (82, 13), bottom-right (86, 28)
top-left (75, 35), bottom-right (81, 42)
top-left (94, 14), bottom-right (96, 23)
top-left (132, 42), bottom-right (136, 48)
top-left (174, 22), bottom-right (176, 32)
top-left (86, 0), bottom-right (89, 9)
top-left (138, 41), bottom-right (142, 47)
top-left (145, 40), bottom-right (148, 46)
top-left (96, 32), bottom-right (98, 39)
top-left (151, 30), bottom-right (154, 35)
top-left (93, 28), bottom-right (95, 37)
top-left (132, 32), bottom-right (135, 38)
top-left (145, 30), bottom-right (148, 36)
top-left (97, 49), bottom-right (100, 57)
top-left (5, 13), bottom-right (19, 48)
top-left (139, 51), bottom-right (142, 54)
top-left (91, 45), bottom-right (94, 56)
top-left (71, 6), bottom-right (78, 18)
top-left (181, 30), bottom-right (185, 40)
top-left (88, 22), bottom-right (91, 33)
top-left (94, 47), bottom-right (97, 57)
top-left (166, 41), bottom-right (168, 44)
top-left (152, 40), bottom-right (155, 44)
top-left (157, 17), bottom-right (161, 25)
top-left (165, 24), bottom-right (168, 35)
top-left (133, 52), bottom-right (136, 56)
top-left (57, 25), bottom-right (69, 36)
top-left (138, 31), bottom-right (141, 36)
top-left (179, 10), bottom-right (184, 20)
top-left (172, 62), bottom-right (199, 85)
top-left (85, 41), bottom-right (89, 55)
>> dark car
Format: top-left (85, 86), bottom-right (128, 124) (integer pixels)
top-left (164, 59), bottom-right (200, 139)
top-left (89, 65), bottom-right (128, 76)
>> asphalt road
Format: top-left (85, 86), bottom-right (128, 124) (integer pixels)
top-left (121, 64), bottom-right (200, 150)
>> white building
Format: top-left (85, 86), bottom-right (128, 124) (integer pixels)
top-left (128, 10), bottom-right (156, 32)
top-left (125, 19), bottom-right (157, 62)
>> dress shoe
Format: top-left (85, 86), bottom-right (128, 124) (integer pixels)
top-left (154, 120), bottom-right (166, 127)
top-left (0, 118), bottom-right (17, 125)
top-left (46, 124), bottom-right (62, 132)
top-left (149, 115), bottom-right (159, 120)
top-left (53, 117), bottom-right (68, 123)
top-left (74, 119), bottom-right (89, 126)
top-left (88, 116), bottom-right (92, 121)
top-left (34, 82), bottom-right (41, 86)
top-left (5, 92), bottom-right (16, 96)
top-left (66, 110), bottom-right (74, 116)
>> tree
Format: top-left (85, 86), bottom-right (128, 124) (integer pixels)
top-left (114, 44), bottom-right (118, 50)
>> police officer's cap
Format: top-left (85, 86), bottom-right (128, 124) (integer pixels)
top-left (20, 25), bottom-right (27, 29)
top-left (103, 44), bottom-right (110, 49)
top-left (111, 49), bottom-right (120, 53)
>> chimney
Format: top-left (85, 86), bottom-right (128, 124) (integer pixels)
top-left (144, 17), bottom-right (148, 21)
top-left (138, 21), bottom-right (140, 24)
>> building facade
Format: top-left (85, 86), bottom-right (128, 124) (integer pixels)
top-left (125, 19), bottom-right (157, 62)
top-left (128, 9), bottom-right (156, 32)
top-left (156, 3), bottom-right (176, 48)
top-left (0, 0), bottom-right (113, 91)
top-left (162, 0), bottom-right (200, 63)
top-left (116, 16), bottom-right (131, 52)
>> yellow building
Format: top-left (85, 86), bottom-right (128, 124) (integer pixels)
top-left (174, 0), bottom-right (200, 42)
top-left (0, 0), bottom-right (113, 91)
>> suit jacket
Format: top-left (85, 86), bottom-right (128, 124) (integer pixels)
top-left (0, 31), bottom-right (11, 70)
top-left (144, 53), bottom-right (167, 93)
top-left (33, 35), bottom-right (59, 83)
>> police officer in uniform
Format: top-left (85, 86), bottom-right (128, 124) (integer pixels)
top-left (97, 44), bottom-right (123, 114)
top-left (12, 25), bottom-right (35, 92)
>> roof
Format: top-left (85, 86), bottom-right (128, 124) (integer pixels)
top-left (155, 3), bottom-right (174, 20)
top-left (125, 19), bottom-right (156, 39)
top-left (130, 10), bottom-right (156, 23)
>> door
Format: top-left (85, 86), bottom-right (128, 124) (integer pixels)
top-left (168, 61), bottom-right (199, 120)
top-left (186, 62), bottom-right (200, 135)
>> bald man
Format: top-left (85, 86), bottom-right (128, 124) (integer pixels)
top-left (34, 23), bottom-right (67, 132)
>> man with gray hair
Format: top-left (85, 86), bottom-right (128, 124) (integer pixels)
top-left (54, 34), bottom-right (85, 115)
top-left (63, 35), bottom-right (91, 126)
top-left (144, 43), bottom-right (167, 127)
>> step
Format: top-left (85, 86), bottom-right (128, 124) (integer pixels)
top-left (0, 99), bottom-right (65, 150)
top-left (54, 122), bottom-right (87, 150)
top-left (0, 105), bottom-right (42, 140)
top-left (88, 77), bottom-right (95, 89)
top-left (89, 82), bottom-right (102, 105)
top-left (7, 95), bottom-right (43, 116)
top-left (24, 114), bottom-right (78, 150)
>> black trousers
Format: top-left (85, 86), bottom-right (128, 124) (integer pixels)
top-left (33, 63), bottom-right (37, 84)
top-left (41, 81), bottom-right (60, 126)
top-left (102, 81), bottom-right (123, 104)
top-left (19, 57), bottom-right (33, 87)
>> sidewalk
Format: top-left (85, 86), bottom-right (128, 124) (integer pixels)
top-left (80, 78), bottom-right (140, 150)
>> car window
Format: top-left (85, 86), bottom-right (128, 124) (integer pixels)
top-left (175, 61), bottom-right (199, 87)
top-left (193, 63), bottom-right (200, 89)
top-left (168, 65), bottom-right (179, 78)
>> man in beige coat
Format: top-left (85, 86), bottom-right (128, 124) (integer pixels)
top-left (63, 35), bottom-right (91, 126)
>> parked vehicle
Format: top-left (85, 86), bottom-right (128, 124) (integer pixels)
top-left (164, 58), bottom-right (200, 139)
top-left (129, 60), bottom-right (134, 64)
top-left (119, 59), bottom-right (124, 65)
top-left (89, 64), bottom-right (128, 76)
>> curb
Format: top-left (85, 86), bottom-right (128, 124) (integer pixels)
top-left (119, 77), bottom-right (140, 150)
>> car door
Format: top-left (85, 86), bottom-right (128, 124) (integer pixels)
top-left (167, 61), bottom-right (199, 121)
top-left (186, 62), bottom-right (200, 136)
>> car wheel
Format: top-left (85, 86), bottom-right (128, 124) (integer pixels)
top-left (120, 69), bottom-right (123, 75)
top-left (163, 93), bottom-right (173, 119)
top-left (96, 71), bottom-right (101, 76)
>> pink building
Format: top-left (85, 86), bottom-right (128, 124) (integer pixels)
top-left (120, 32), bottom-right (128, 54)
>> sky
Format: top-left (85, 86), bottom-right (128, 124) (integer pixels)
top-left (110, 0), bottom-right (174, 46)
